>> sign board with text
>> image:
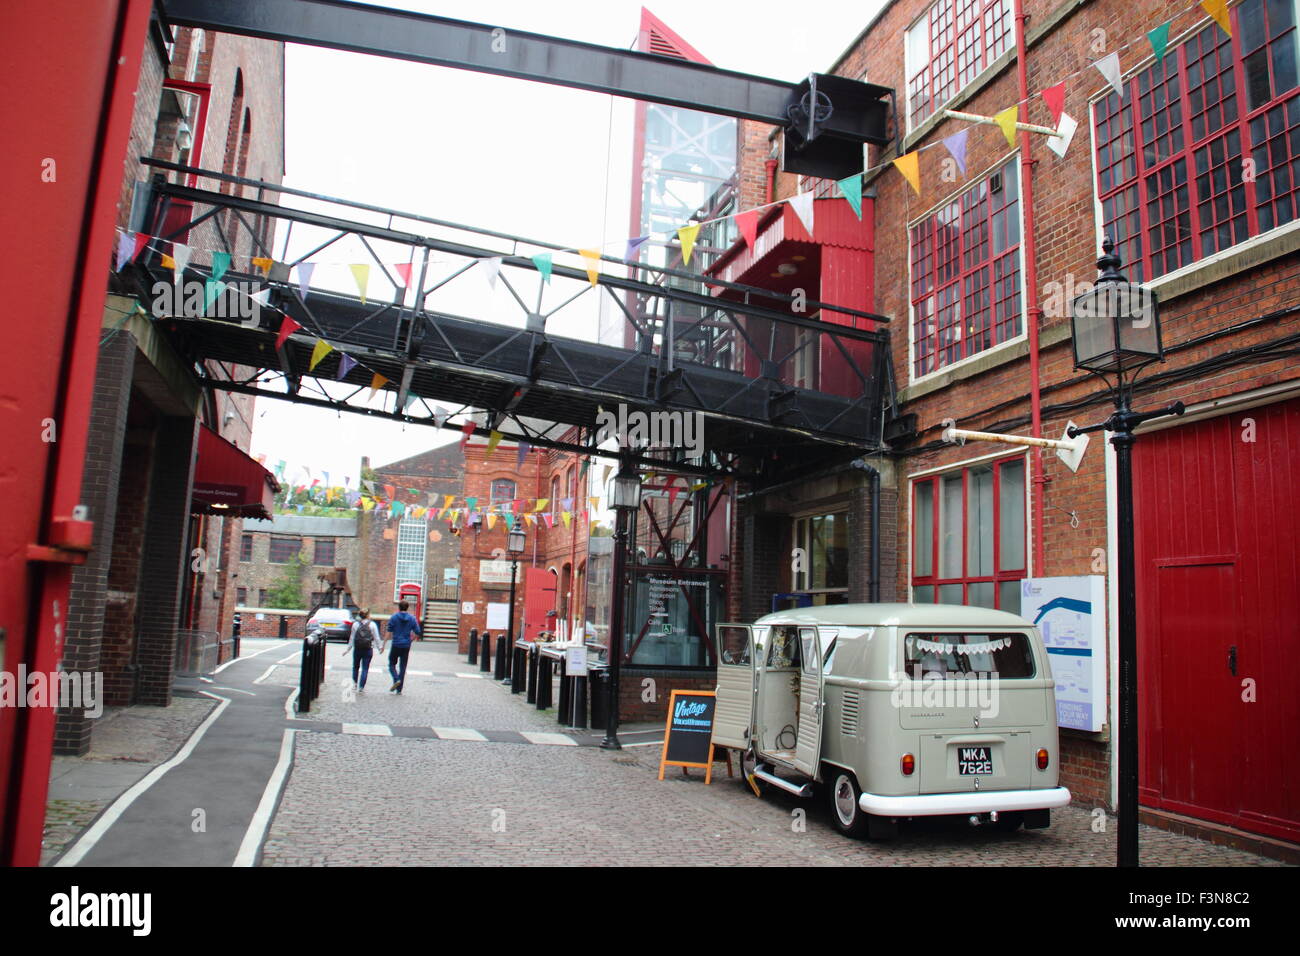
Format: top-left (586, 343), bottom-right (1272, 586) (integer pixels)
top-left (658, 690), bottom-right (722, 784)
top-left (1022, 575), bottom-right (1106, 732)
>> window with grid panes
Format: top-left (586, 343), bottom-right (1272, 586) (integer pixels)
top-left (240, 533), bottom-right (253, 562)
top-left (911, 456), bottom-right (1026, 612)
top-left (906, 0), bottom-right (1014, 129)
top-left (313, 538), bottom-right (335, 566)
top-left (268, 536), bottom-right (302, 563)
top-left (910, 159), bottom-right (1022, 379)
top-left (1093, 0), bottom-right (1300, 282)
top-left (393, 518), bottom-right (426, 601)
top-left (489, 479), bottom-right (515, 506)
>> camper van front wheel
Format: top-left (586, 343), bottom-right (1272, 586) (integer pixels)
top-left (827, 770), bottom-right (870, 838)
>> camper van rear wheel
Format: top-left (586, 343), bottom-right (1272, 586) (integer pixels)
top-left (827, 770), bottom-right (870, 838)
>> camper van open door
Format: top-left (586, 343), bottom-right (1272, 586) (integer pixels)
top-left (712, 624), bottom-right (756, 751)
top-left (792, 626), bottom-right (825, 776)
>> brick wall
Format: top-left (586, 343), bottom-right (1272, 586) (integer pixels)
top-left (619, 668), bottom-right (715, 723)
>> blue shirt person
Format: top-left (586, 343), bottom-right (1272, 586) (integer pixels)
top-left (385, 601), bottom-right (422, 693)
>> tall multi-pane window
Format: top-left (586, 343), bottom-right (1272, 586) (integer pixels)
top-left (394, 518), bottom-right (427, 601)
top-left (906, 0), bottom-right (1014, 129)
top-left (313, 538), bottom-right (335, 566)
top-left (792, 512), bottom-right (849, 604)
top-left (1093, 0), bottom-right (1300, 282)
top-left (912, 457), bottom-right (1026, 612)
top-left (269, 536), bottom-right (302, 563)
top-left (490, 479), bottom-right (516, 507)
top-left (910, 159), bottom-right (1023, 379)
top-left (240, 533), bottom-right (253, 562)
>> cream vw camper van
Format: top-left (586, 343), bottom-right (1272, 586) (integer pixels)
top-left (712, 604), bottom-right (1070, 839)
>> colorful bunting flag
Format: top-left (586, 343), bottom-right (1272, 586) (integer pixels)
top-left (485, 430), bottom-right (503, 458)
top-left (543, 513), bottom-right (555, 529)
top-left (1047, 113), bottom-right (1079, 160)
top-left (1094, 51), bottom-right (1124, 98)
top-left (252, 256), bottom-right (274, 276)
top-left (368, 372), bottom-right (389, 398)
top-left (460, 421), bottom-right (476, 448)
top-left (349, 264), bottom-right (370, 304)
top-left (735, 209), bottom-right (760, 250)
top-left (432, 406), bottom-right (449, 428)
top-left (1201, 0), bottom-right (1230, 35)
top-left (480, 256), bottom-right (502, 289)
top-left (275, 316), bottom-right (302, 350)
top-left (1040, 82), bottom-right (1066, 126)
top-left (486, 513), bottom-right (497, 530)
top-left (1148, 22), bottom-right (1171, 62)
top-left (211, 251), bottom-right (231, 283)
top-left (171, 243), bottom-right (191, 282)
top-left (115, 232), bottom-right (134, 271)
top-left (561, 511), bottom-right (572, 527)
top-left (578, 249), bottom-right (601, 286)
top-left (309, 338), bottom-right (334, 372)
top-left (531, 252), bottom-right (553, 284)
top-left (677, 223), bottom-right (701, 265)
top-left (893, 152), bottom-right (921, 196)
top-left (942, 129), bottom-right (969, 176)
top-left (787, 192), bottom-right (815, 237)
top-left (624, 236), bottom-right (649, 261)
top-left (836, 175), bottom-right (863, 218)
top-left (516, 441), bottom-right (531, 468)
top-left (394, 261), bottom-right (413, 289)
top-left (994, 105), bottom-right (1020, 148)
top-left (296, 262), bottom-right (315, 300)
top-left (336, 353), bottom-right (358, 380)
top-left (533, 499), bottom-right (548, 512)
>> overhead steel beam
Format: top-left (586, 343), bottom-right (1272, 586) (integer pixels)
top-left (160, 0), bottom-right (893, 173)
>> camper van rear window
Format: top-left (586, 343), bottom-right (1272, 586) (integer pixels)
top-left (901, 633), bottom-right (1035, 679)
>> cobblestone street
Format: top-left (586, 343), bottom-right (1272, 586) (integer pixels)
top-left (260, 641), bottom-right (1284, 867)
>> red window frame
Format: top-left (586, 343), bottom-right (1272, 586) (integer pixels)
top-left (239, 533), bottom-right (253, 562)
top-left (1092, 0), bottom-right (1300, 282)
top-left (268, 535), bottom-right (302, 564)
top-left (909, 159), bottom-right (1023, 379)
top-left (911, 456), bottom-right (1026, 609)
top-left (907, 0), bottom-right (1013, 128)
top-left (313, 538), bottom-right (336, 566)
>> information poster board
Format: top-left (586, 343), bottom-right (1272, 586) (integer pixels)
top-left (1021, 575), bottom-right (1106, 732)
top-left (485, 601), bottom-right (509, 631)
top-left (658, 690), bottom-right (720, 783)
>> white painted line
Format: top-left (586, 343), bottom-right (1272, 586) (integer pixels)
top-left (253, 664), bottom-right (278, 685)
top-left (284, 688), bottom-right (299, 720)
top-left (233, 729), bottom-right (296, 867)
top-left (520, 732), bottom-right (577, 746)
top-left (432, 727), bottom-right (488, 742)
top-left (277, 653), bottom-right (301, 665)
top-left (620, 740), bottom-right (666, 748)
top-left (210, 686), bottom-right (255, 696)
top-left (56, 693), bottom-right (232, 867)
top-left (213, 641), bottom-right (283, 674)
top-left (341, 723), bottom-right (392, 736)
top-left (455, 673), bottom-right (484, 679)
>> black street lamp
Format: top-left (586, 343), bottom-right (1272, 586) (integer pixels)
top-left (1067, 237), bottom-right (1184, 868)
top-left (600, 459), bottom-right (642, 750)
top-left (506, 525), bottom-right (526, 657)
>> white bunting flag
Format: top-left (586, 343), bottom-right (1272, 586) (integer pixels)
top-left (1094, 51), bottom-right (1124, 98)
top-left (788, 191), bottom-right (815, 237)
top-left (171, 243), bottom-right (191, 283)
top-left (1048, 113), bottom-right (1079, 159)
top-left (480, 256), bottom-right (502, 290)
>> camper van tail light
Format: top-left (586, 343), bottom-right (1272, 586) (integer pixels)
top-left (900, 753), bottom-right (915, 776)
top-left (1036, 748), bottom-right (1050, 771)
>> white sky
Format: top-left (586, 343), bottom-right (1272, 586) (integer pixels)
top-left (249, 0), bottom-right (886, 485)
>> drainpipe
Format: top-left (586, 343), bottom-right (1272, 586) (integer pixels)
top-left (1014, 0), bottom-right (1046, 576)
top-left (765, 136), bottom-right (779, 204)
top-left (850, 459), bottom-right (881, 602)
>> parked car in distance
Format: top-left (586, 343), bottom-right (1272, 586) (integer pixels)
top-left (307, 607), bottom-right (354, 642)
top-left (712, 603), bottom-right (1070, 840)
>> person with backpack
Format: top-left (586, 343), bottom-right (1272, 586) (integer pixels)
top-left (385, 600), bottom-right (422, 693)
top-left (345, 609), bottom-right (381, 691)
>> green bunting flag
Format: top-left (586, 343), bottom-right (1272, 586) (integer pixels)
top-left (532, 252), bottom-right (553, 284)
top-left (836, 174), bottom-right (863, 219)
top-left (1148, 22), bottom-right (1171, 62)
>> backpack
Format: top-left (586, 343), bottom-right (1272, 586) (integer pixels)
top-left (353, 619), bottom-right (376, 652)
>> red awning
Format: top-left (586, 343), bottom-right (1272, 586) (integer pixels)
top-left (191, 425), bottom-right (279, 518)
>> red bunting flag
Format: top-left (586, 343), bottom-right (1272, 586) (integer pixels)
top-left (1040, 82), bottom-right (1066, 126)
top-left (394, 261), bottom-right (413, 288)
top-left (735, 209), bottom-right (760, 250)
top-left (275, 316), bottom-right (302, 350)
top-left (459, 420), bottom-right (476, 449)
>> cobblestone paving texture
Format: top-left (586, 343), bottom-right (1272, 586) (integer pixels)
top-left (41, 696), bottom-right (216, 865)
top-left (263, 643), bottom-right (1289, 867)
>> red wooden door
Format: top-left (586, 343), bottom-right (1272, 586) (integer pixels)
top-left (1135, 396), bottom-right (1300, 842)
top-left (522, 567), bottom-right (557, 641)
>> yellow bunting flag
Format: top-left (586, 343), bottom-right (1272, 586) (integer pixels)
top-left (368, 373), bottom-right (389, 398)
top-left (308, 338), bottom-right (334, 372)
top-left (486, 513), bottom-right (498, 530)
top-left (361, 496), bottom-right (375, 511)
top-left (349, 264), bottom-right (370, 304)
top-left (160, 253), bottom-right (175, 270)
top-left (677, 223), bottom-right (701, 265)
top-left (252, 257), bottom-right (274, 276)
top-left (561, 511), bottom-right (572, 527)
top-left (523, 513), bottom-right (536, 526)
top-left (994, 105), bottom-right (1019, 148)
top-left (893, 152), bottom-right (921, 196)
top-left (443, 494), bottom-right (455, 509)
top-left (578, 249), bottom-right (601, 286)
top-left (486, 430), bottom-right (503, 458)
top-left (1201, 0), bottom-right (1231, 35)
top-left (587, 496), bottom-right (600, 511)
top-left (533, 498), bottom-right (548, 513)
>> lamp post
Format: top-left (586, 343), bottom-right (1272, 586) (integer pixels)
top-left (1067, 237), bottom-right (1184, 867)
top-left (600, 459), bottom-right (642, 750)
top-left (506, 524), bottom-right (526, 648)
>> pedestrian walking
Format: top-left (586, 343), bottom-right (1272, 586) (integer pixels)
top-left (345, 609), bottom-right (381, 692)
top-left (386, 600), bottom-right (422, 693)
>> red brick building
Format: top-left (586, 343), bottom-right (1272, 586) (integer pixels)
top-left (714, 0), bottom-right (1298, 847)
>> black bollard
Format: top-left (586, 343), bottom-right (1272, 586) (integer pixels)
top-left (526, 645), bottom-right (538, 704)
top-left (502, 638), bottom-right (512, 681)
top-left (467, 628), bottom-right (478, 664)
top-left (511, 645), bottom-right (526, 694)
top-left (572, 674), bottom-right (588, 730)
top-left (557, 657), bottom-right (570, 726)
top-left (589, 668), bottom-right (607, 727)
top-left (494, 636), bottom-right (506, 681)
top-left (480, 632), bottom-right (492, 672)
top-left (536, 655), bottom-right (552, 709)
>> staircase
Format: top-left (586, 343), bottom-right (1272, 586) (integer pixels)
top-left (423, 599), bottom-right (458, 642)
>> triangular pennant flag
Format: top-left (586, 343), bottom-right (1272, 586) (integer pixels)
top-left (115, 231), bottom-right (134, 271)
top-left (157, 254), bottom-right (169, 276)
top-left (561, 497), bottom-right (574, 512)
top-left (485, 430), bottom-right (503, 458)
top-left (296, 262), bottom-right (316, 299)
top-left (251, 288), bottom-right (272, 306)
top-left (523, 513), bottom-right (536, 527)
top-left (561, 511), bottom-right (572, 527)
top-left (505, 513), bottom-right (517, 530)
top-left (543, 513), bottom-right (555, 528)
top-left (308, 338), bottom-right (334, 372)
top-left (735, 209), bottom-right (760, 250)
top-left (533, 499), bottom-right (548, 513)
top-left (479, 256), bottom-right (502, 289)
top-left (486, 513), bottom-right (497, 530)
top-left (517, 441), bottom-right (531, 468)
top-left (1147, 22), bottom-right (1171, 62)
top-left (391, 500), bottom-right (405, 517)
top-left (942, 129), bottom-right (969, 176)
top-left (836, 175), bottom-right (863, 219)
top-left (132, 232), bottom-right (150, 262)
top-left (443, 494), bottom-right (455, 509)
top-left (275, 460), bottom-right (286, 477)
top-left (787, 192), bottom-right (815, 237)
top-left (349, 264), bottom-right (370, 304)
top-left (275, 316), bottom-right (302, 350)
top-left (677, 223), bottom-right (701, 265)
top-left (893, 152), bottom-right (921, 195)
top-left (394, 261), bottom-right (413, 289)
top-left (667, 485), bottom-right (680, 510)
top-left (384, 484), bottom-right (396, 501)
top-left (587, 496), bottom-right (600, 512)
top-left (1094, 51), bottom-right (1123, 98)
top-left (465, 497), bottom-right (478, 512)
top-left (1201, 0), bottom-right (1230, 35)
top-left (171, 243), bottom-right (191, 282)
top-left (531, 252), bottom-right (553, 284)
top-left (432, 406), bottom-right (448, 428)
top-left (403, 392), bottom-right (418, 412)
top-left (1047, 112), bottom-right (1079, 160)
top-left (624, 236), bottom-right (649, 261)
top-left (578, 249), bottom-right (601, 286)
top-left (336, 353), bottom-right (358, 380)
top-left (252, 256), bottom-right (273, 276)
top-left (460, 421), bottom-right (476, 448)
top-left (994, 105), bottom-right (1019, 148)
top-left (1040, 82), bottom-right (1066, 126)
top-left (211, 251), bottom-right (231, 283)
top-left (362, 479), bottom-right (375, 494)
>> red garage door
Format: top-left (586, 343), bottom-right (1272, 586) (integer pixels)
top-left (1135, 395), bottom-right (1300, 843)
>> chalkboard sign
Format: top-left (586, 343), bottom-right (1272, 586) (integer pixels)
top-left (658, 690), bottom-right (723, 783)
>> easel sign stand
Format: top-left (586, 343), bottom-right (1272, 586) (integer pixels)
top-left (657, 689), bottom-right (732, 784)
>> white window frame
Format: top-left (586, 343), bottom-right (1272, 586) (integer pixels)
top-left (393, 516), bottom-right (428, 602)
top-left (904, 0), bottom-right (1015, 133)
